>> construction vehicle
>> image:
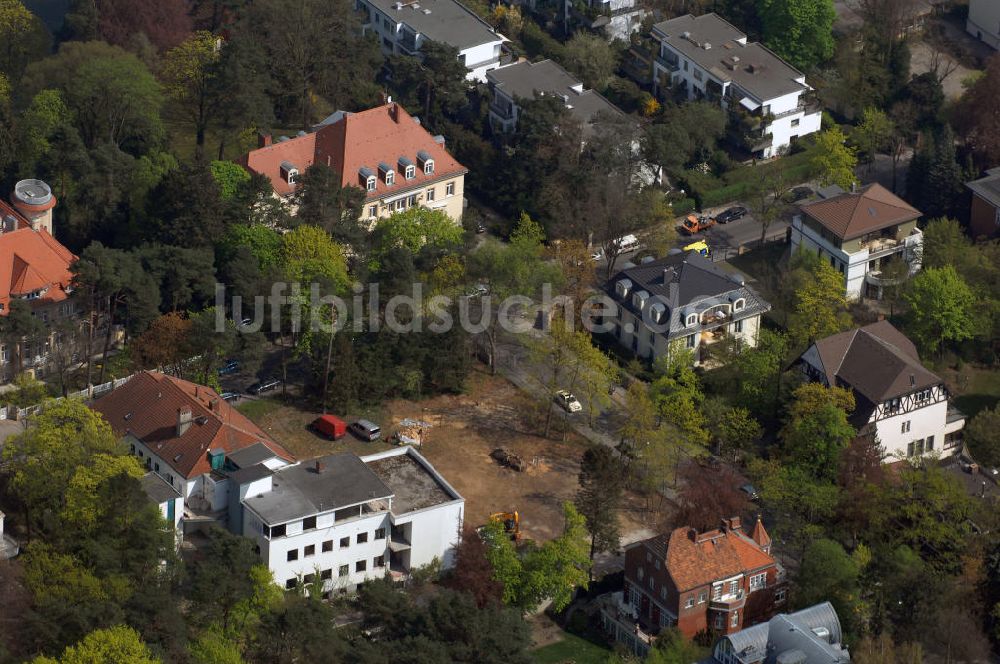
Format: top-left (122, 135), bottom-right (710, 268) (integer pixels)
top-left (679, 214), bottom-right (716, 235)
top-left (490, 447), bottom-right (526, 472)
top-left (490, 511), bottom-right (521, 542)
top-left (682, 239), bottom-right (711, 257)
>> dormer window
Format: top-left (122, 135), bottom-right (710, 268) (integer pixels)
top-left (379, 162), bottom-right (395, 186)
top-left (733, 298), bottom-right (745, 311)
top-left (279, 161), bottom-right (299, 184)
top-left (686, 313), bottom-right (697, 326)
top-left (417, 149), bottom-right (434, 174)
top-left (360, 167), bottom-right (376, 191)
top-left (399, 156), bottom-right (416, 179)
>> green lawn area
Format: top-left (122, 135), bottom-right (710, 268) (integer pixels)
top-left (236, 397), bottom-right (284, 420)
top-left (532, 632), bottom-right (612, 664)
top-left (679, 149), bottom-right (819, 209)
top-left (950, 367), bottom-right (1000, 419)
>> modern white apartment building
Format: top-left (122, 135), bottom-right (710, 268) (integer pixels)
top-left (486, 59), bottom-right (626, 139)
top-left (967, 0), bottom-right (1000, 50)
top-left (602, 252), bottom-right (771, 367)
top-left (564, 0), bottom-right (644, 41)
top-left (790, 183), bottom-right (923, 301)
top-left (357, 0), bottom-right (505, 82)
top-left (650, 13), bottom-right (821, 158)
top-left (798, 321), bottom-right (965, 460)
top-left (239, 447), bottom-right (464, 595)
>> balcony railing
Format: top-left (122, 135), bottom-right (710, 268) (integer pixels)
top-left (710, 590), bottom-right (746, 610)
top-left (655, 55), bottom-right (679, 72)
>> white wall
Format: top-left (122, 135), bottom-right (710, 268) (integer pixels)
top-left (873, 398), bottom-right (949, 459)
top-left (967, 0), bottom-right (1000, 49)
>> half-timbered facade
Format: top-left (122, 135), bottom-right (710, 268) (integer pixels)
top-left (797, 321), bottom-right (965, 460)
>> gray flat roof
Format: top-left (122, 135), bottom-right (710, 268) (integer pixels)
top-left (140, 472), bottom-right (182, 505)
top-left (227, 442), bottom-right (278, 469)
top-left (488, 60), bottom-right (625, 134)
top-left (652, 13), bottom-right (807, 101)
top-left (243, 454), bottom-right (393, 526)
top-left (967, 167), bottom-right (1000, 208)
top-left (227, 463), bottom-right (273, 486)
top-left (366, 0), bottom-right (500, 51)
top-left (366, 452), bottom-right (456, 514)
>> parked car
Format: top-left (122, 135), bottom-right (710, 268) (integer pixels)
top-left (220, 391), bottom-right (241, 403)
top-left (554, 390), bottom-right (583, 413)
top-left (592, 234), bottom-right (641, 261)
top-left (310, 414), bottom-right (347, 440)
top-left (788, 186), bottom-right (813, 202)
top-left (715, 206), bottom-right (747, 224)
top-left (247, 378), bottom-right (281, 395)
top-left (218, 359), bottom-right (240, 376)
top-left (679, 214), bottom-right (716, 235)
top-left (739, 483), bottom-right (760, 500)
top-left (349, 419), bottom-right (382, 441)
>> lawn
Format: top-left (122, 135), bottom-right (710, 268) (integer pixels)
top-left (945, 366), bottom-right (1000, 419)
top-left (532, 632), bottom-right (612, 664)
top-left (235, 398), bottom-right (285, 421)
top-left (679, 149), bottom-right (819, 209)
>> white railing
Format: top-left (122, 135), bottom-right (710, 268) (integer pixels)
top-left (0, 374), bottom-right (136, 421)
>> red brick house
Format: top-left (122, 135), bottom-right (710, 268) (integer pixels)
top-left (619, 517), bottom-right (785, 641)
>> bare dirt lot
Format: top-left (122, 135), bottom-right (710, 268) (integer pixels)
top-left (241, 370), bottom-right (655, 543)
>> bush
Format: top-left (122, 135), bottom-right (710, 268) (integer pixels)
top-left (521, 21), bottom-right (564, 61)
top-left (672, 197), bottom-right (697, 216)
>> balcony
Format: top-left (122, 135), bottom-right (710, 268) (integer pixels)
top-left (863, 236), bottom-right (904, 259)
top-left (655, 55), bottom-right (679, 72)
top-left (710, 590), bottom-right (746, 611)
top-left (864, 270), bottom-right (905, 288)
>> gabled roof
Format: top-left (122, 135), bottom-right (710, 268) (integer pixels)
top-left (0, 200), bottom-right (75, 311)
top-left (809, 320), bottom-right (940, 403)
top-left (241, 103), bottom-right (467, 199)
top-left (966, 166), bottom-right (1000, 209)
top-left (644, 521), bottom-right (777, 592)
top-left (799, 183), bottom-right (921, 240)
top-left (91, 371), bottom-right (294, 480)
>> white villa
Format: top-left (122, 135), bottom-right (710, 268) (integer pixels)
top-left (790, 183), bottom-right (923, 301)
top-left (798, 321), bottom-right (965, 460)
top-left (650, 13), bottom-right (821, 158)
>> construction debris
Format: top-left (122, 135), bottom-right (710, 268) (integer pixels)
top-left (490, 447), bottom-right (526, 472)
top-left (393, 418), bottom-right (432, 446)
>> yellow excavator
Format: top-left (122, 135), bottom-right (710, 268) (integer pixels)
top-left (489, 511), bottom-right (521, 542)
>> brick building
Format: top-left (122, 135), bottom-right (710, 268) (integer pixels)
top-left (609, 517), bottom-right (785, 649)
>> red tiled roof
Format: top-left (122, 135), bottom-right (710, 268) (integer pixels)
top-left (242, 103), bottom-right (467, 200)
top-left (0, 200), bottom-right (75, 311)
top-left (799, 183), bottom-right (921, 240)
top-left (655, 524), bottom-right (776, 592)
top-left (91, 371), bottom-right (295, 480)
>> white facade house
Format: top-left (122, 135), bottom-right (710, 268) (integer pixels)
top-left (798, 321), bottom-right (965, 461)
top-left (602, 252), bottom-right (771, 367)
top-left (790, 183), bottom-right (923, 301)
top-left (140, 472), bottom-right (184, 548)
top-left (967, 0), bottom-right (1000, 50)
top-left (239, 447), bottom-right (464, 595)
top-left (650, 14), bottom-right (821, 158)
top-left (357, 0), bottom-right (505, 82)
top-left (563, 0), bottom-right (645, 41)
top-left (486, 59), bottom-right (626, 139)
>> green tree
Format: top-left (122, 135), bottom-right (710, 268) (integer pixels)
top-left (966, 405), bottom-right (1000, 469)
top-left (281, 225), bottom-right (350, 292)
top-left (189, 527), bottom-right (264, 632)
top-left (758, 0), bottom-right (836, 71)
top-left (810, 126), bottom-right (858, 190)
top-left (0, 0), bottom-right (49, 81)
top-left (388, 41), bottom-right (467, 130)
top-left (1, 299), bottom-right (47, 377)
top-left (211, 160), bottom-right (251, 200)
top-left (161, 31), bottom-right (221, 148)
top-left (853, 106), bottom-right (893, 172)
top-left (728, 328), bottom-right (789, 420)
top-left (577, 446), bottom-right (624, 566)
top-left (33, 625), bottom-right (160, 664)
top-left (562, 33), bottom-right (617, 90)
top-left (787, 250), bottom-right (852, 348)
top-left (714, 406), bottom-right (763, 461)
top-left (749, 458), bottom-right (840, 553)
top-left (903, 266), bottom-right (977, 355)
top-left (1, 399), bottom-right (119, 535)
top-left (224, 224), bottom-right (284, 271)
top-left (293, 164), bottom-right (366, 247)
top-left (905, 126), bottom-right (963, 219)
top-left (780, 383), bottom-right (856, 482)
top-left (61, 454), bottom-right (144, 530)
top-left (647, 628), bottom-right (709, 664)
top-left (370, 207), bottom-right (464, 270)
top-left (796, 539), bottom-right (860, 632)
top-left (15, 89), bottom-right (73, 177)
top-left (189, 629), bottom-right (245, 664)
top-left (955, 54), bottom-right (1000, 168)
top-left (23, 41), bottom-right (163, 151)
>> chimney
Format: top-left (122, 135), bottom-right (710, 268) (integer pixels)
top-left (258, 132), bottom-right (272, 148)
top-left (389, 102), bottom-right (400, 123)
top-left (315, 460), bottom-right (325, 474)
top-left (177, 407), bottom-right (193, 437)
top-left (11, 179), bottom-right (56, 235)
top-left (850, 181), bottom-right (857, 193)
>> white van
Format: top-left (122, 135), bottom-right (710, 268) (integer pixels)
top-left (591, 234), bottom-right (641, 262)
